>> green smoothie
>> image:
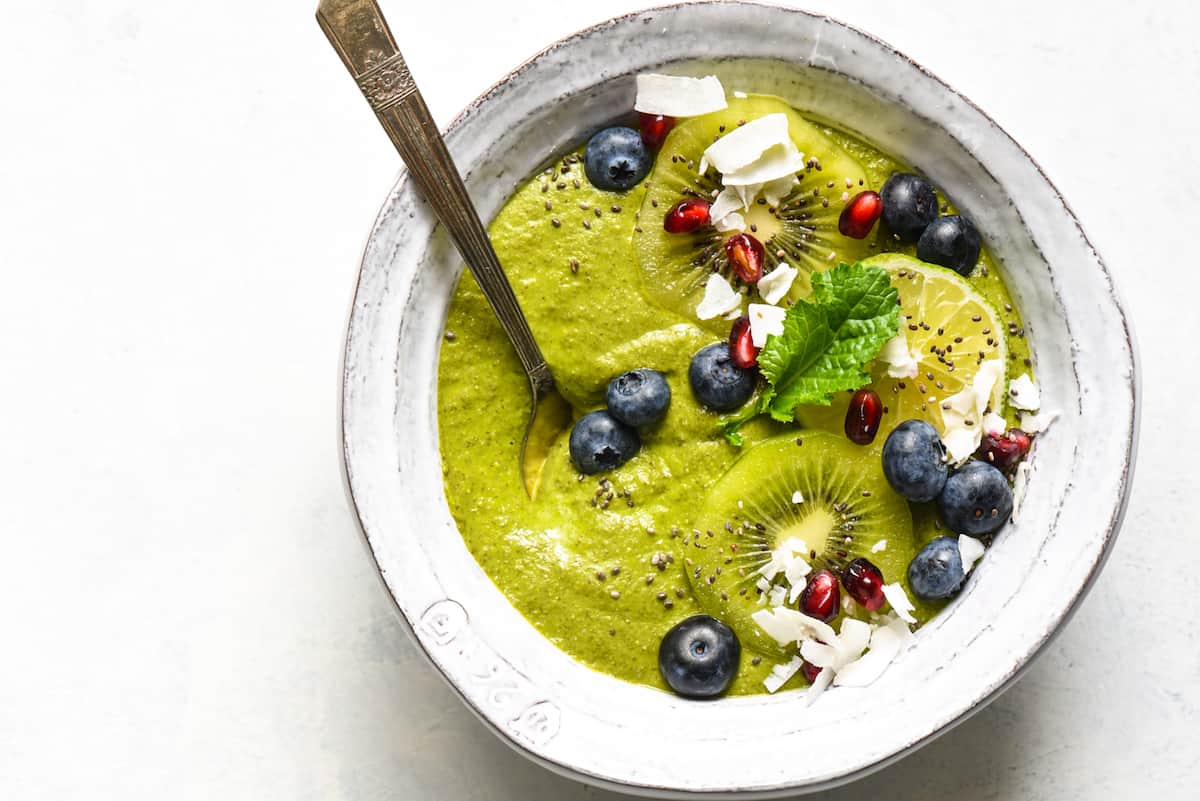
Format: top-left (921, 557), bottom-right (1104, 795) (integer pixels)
top-left (436, 102), bottom-right (1031, 696)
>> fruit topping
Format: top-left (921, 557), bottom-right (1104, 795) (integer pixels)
top-left (916, 215), bottom-right (982, 276)
top-left (701, 113), bottom-right (805, 187)
top-left (798, 254), bottom-right (1010, 452)
top-left (838, 190), bottom-right (883, 239)
top-left (663, 198), bottom-right (711, 233)
top-left (724, 232), bottom-right (765, 283)
top-left (634, 74), bottom-right (728, 117)
top-left (638, 112), bottom-right (676, 151)
top-left (691, 432), bottom-right (915, 656)
top-left (696, 274), bottom-right (743, 320)
top-left (606, 369), bottom-right (671, 427)
top-left (658, 614), bottom-right (741, 698)
top-left (728, 316), bottom-right (759, 368)
top-left (568, 410), bottom-right (640, 474)
top-left (721, 263), bottom-right (900, 445)
top-left (844, 388), bottom-right (883, 445)
top-left (937, 460), bottom-right (1013, 537)
top-left (747, 303), bottom-right (786, 347)
top-left (907, 536), bottom-right (966, 600)
top-left (958, 534), bottom-right (986, 574)
top-left (756, 264), bottom-right (798, 305)
top-left (1007, 373), bottom-right (1040, 411)
top-left (882, 419), bottom-right (949, 502)
top-left (634, 96), bottom-right (871, 324)
top-left (801, 660), bottom-right (822, 683)
top-left (977, 428), bottom-right (1031, 472)
top-left (689, 342), bottom-right (757, 411)
top-left (880, 172), bottom-right (938, 242)
top-left (798, 569), bottom-right (841, 623)
top-left (841, 557), bottom-right (886, 611)
top-left (583, 126), bottom-right (651, 192)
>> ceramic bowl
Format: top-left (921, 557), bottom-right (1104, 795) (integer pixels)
top-left (340, 2), bottom-right (1138, 796)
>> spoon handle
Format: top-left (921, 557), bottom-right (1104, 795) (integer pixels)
top-left (317, 0), bottom-right (552, 388)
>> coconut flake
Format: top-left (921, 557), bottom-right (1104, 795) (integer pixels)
top-left (763, 656), bottom-right (803, 694)
top-left (881, 582), bottom-right (917, 624)
top-left (879, 332), bottom-right (920, 379)
top-left (1020, 410), bottom-right (1058, 434)
top-left (800, 618), bottom-right (871, 670)
top-left (982, 412), bottom-right (1008, 437)
top-left (723, 144), bottom-right (807, 187)
top-left (751, 606), bottom-right (837, 647)
top-left (709, 187), bottom-right (746, 226)
top-left (767, 584), bottom-right (788, 608)
top-left (833, 623), bottom-right (905, 687)
top-left (702, 113), bottom-right (805, 191)
top-left (712, 212), bottom-right (745, 233)
top-left (696, 274), bottom-right (742, 320)
top-left (761, 174), bottom-right (799, 206)
top-left (758, 537), bottom-right (809, 582)
top-left (634, 74), bottom-right (727, 117)
top-left (940, 359), bottom-right (1004, 463)
top-left (791, 490), bottom-right (804, 505)
top-left (1012, 462), bottom-right (1032, 522)
top-left (758, 264), bottom-right (798, 305)
top-left (732, 90), bottom-right (748, 99)
top-left (959, 534), bottom-right (986, 575)
top-left (805, 666), bottom-right (834, 705)
top-left (1008, 373), bottom-right (1040, 411)
top-left (871, 539), bottom-right (887, 553)
top-left (748, 303), bottom-right (786, 347)
top-left (942, 427), bottom-right (980, 464)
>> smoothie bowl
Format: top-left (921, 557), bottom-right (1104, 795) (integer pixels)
top-left (341, 2), bottom-right (1137, 796)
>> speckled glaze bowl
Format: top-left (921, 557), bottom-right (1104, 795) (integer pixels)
top-left (340, 2), bottom-right (1138, 797)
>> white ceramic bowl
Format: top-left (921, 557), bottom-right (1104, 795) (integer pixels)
top-left (341, 3), bottom-right (1138, 797)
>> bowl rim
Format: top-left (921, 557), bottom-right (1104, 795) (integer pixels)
top-left (337, 1), bottom-right (1140, 796)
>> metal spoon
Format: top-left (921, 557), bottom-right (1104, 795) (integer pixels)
top-left (317, 0), bottom-right (571, 498)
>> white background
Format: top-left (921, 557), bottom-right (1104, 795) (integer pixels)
top-left (2, 1), bottom-right (1198, 798)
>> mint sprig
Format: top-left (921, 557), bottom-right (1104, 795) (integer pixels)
top-left (721, 262), bottom-right (899, 443)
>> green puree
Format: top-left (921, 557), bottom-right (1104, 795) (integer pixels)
top-left (437, 118), bottom-right (1032, 696)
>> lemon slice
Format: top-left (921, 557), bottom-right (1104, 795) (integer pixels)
top-left (798, 253), bottom-right (1008, 437)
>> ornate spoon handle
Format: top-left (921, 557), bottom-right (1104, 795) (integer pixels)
top-left (317, 0), bottom-right (553, 389)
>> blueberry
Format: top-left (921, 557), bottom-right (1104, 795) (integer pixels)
top-left (584, 127), bottom-right (651, 192)
top-left (907, 536), bottom-right (966, 600)
top-left (568, 411), bottom-right (640, 474)
top-left (880, 172), bottom-right (938, 243)
top-left (882, 420), bottom-right (949, 502)
top-left (916, 215), bottom-right (982, 276)
top-left (937, 460), bottom-right (1013, 537)
top-left (689, 343), bottom-right (756, 411)
top-left (606, 368), bottom-right (671, 427)
top-left (658, 615), bottom-right (740, 699)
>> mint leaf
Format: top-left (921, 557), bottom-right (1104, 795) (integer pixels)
top-left (758, 262), bottom-right (899, 422)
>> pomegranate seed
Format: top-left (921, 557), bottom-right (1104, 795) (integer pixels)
top-left (728, 316), bottom-right (759, 369)
top-left (663, 199), bottom-right (711, 234)
top-left (798, 568), bottom-right (841, 623)
top-left (724, 233), bottom-right (765, 283)
top-left (801, 660), bottom-right (822, 683)
top-left (978, 428), bottom-right (1032, 472)
top-left (842, 558), bottom-right (886, 611)
top-left (838, 190), bottom-right (883, 239)
top-left (844, 388), bottom-right (883, 445)
top-left (638, 112), bottom-right (676, 151)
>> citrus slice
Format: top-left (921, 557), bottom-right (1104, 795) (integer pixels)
top-left (798, 253), bottom-right (1008, 438)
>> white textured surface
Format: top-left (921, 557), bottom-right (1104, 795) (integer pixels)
top-left (0, 1), bottom-right (1194, 799)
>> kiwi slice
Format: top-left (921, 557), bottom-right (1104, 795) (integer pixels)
top-left (635, 95), bottom-right (872, 328)
top-left (686, 431), bottom-right (915, 656)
